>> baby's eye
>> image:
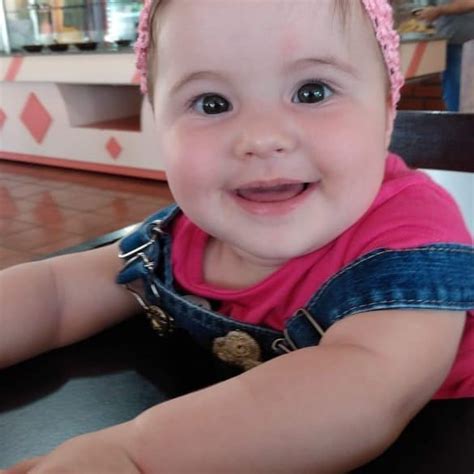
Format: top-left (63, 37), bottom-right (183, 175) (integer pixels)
top-left (192, 94), bottom-right (232, 115)
top-left (292, 82), bottom-right (333, 104)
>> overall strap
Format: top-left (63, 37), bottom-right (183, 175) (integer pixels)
top-left (117, 204), bottom-right (179, 285)
top-left (116, 212), bottom-right (473, 365)
top-left (116, 206), bottom-right (283, 367)
top-left (279, 244), bottom-right (474, 351)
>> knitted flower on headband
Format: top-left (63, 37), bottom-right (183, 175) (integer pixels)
top-left (360, 0), bottom-right (405, 108)
top-left (134, 0), bottom-right (404, 110)
top-left (135, 0), bottom-right (153, 94)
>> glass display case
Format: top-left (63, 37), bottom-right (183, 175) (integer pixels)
top-left (105, 0), bottom-right (141, 43)
top-left (0, 0), bottom-right (142, 53)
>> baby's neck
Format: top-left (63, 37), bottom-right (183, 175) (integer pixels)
top-left (203, 238), bottom-right (284, 290)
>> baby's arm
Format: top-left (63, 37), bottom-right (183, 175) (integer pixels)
top-left (10, 308), bottom-right (464, 473)
top-left (127, 308), bottom-right (464, 472)
top-left (0, 243), bottom-right (139, 369)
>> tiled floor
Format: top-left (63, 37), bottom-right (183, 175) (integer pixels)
top-left (0, 160), bottom-right (174, 270)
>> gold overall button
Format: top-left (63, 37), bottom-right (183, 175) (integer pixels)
top-left (212, 330), bottom-right (262, 371)
top-left (146, 305), bottom-right (174, 335)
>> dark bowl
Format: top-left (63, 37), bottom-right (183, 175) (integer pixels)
top-left (115, 39), bottom-right (132, 47)
top-left (75, 42), bottom-right (98, 51)
top-left (48, 43), bottom-right (70, 52)
top-left (23, 44), bottom-right (44, 53)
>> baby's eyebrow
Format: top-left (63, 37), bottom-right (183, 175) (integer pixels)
top-left (169, 55), bottom-right (358, 96)
top-left (169, 70), bottom-right (228, 96)
top-left (288, 56), bottom-right (359, 78)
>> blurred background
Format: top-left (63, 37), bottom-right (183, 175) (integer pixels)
top-left (0, 0), bottom-right (141, 52)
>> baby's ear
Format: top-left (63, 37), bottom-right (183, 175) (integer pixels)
top-left (384, 97), bottom-right (395, 149)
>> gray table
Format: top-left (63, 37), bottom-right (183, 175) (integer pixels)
top-left (1, 318), bottom-right (473, 472)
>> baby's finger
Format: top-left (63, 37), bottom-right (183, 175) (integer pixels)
top-left (2, 456), bottom-right (44, 473)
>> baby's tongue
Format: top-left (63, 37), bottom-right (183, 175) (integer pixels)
top-left (237, 183), bottom-right (305, 203)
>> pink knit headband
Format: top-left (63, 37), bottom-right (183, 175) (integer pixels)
top-left (135, 0), bottom-right (404, 110)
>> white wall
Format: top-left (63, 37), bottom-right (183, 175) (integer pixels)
top-left (426, 169), bottom-right (474, 235)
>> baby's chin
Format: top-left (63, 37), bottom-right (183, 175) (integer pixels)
top-left (223, 233), bottom-right (328, 267)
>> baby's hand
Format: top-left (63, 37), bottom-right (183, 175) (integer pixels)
top-left (2, 424), bottom-right (141, 474)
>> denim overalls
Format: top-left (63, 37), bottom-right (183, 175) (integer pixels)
top-left (117, 204), bottom-right (474, 371)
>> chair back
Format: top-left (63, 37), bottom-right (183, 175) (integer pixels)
top-left (390, 111), bottom-right (474, 173)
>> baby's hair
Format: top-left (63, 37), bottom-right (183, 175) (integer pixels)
top-left (138, 0), bottom-right (403, 108)
top-left (145, 0), bottom-right (166, 101)
top-left (142, 0), bottom-right (358, 103)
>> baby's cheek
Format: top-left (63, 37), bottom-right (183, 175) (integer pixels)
top-left (304, 108), bottom-right (386, 175)
top-left (164, 127), bottom-right (201, 168)
top-left (165, 156), bottom-right (201, 200)
top-left (162, 138), bottom-right (216, 204)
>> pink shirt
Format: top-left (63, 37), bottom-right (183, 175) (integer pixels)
top-left (172, 154), bottom-right (473, 398)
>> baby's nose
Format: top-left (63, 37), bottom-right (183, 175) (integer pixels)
top-left (233, 117), bottom-right (298, 160)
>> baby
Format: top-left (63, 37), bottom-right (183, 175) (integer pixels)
top-left (1, 0), bottom-right (473, 472)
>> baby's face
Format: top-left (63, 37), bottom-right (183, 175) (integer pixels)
top-left (153, 0), bottom-right (392, 265)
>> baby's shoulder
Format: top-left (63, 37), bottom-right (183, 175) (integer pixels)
top-left (340, 161), bottom-right (471, 263)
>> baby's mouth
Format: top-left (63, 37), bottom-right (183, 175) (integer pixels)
top-left (234, 182), bottom-right (309, 203)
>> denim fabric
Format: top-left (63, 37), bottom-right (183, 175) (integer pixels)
top-left (117, 205), bottom-right (474, 361)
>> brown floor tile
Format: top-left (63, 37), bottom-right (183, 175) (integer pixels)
top-left (0, 179), bottom-right (27, 189)
top-left (23, 177), bottom-right (71, 189)
top-left (11, 193), bottom-right (75, 211)
top-left (58, 194), bottom-right (114, 212)
top-left (66, 183), bottom-right (112, 194)
top-left (0, 218), bottom-right (36, 236)
top-left (0, 227), bottom-right (76, 252)
top-left (0, 159), bottom-right (173, 266)
top-left (92, 198), bottom-right (136, 220)
top-left (93, 197), bottom-right (172, 220)
top-left (14, 206), bottom-right (83, 227)
top-left (33, 235), bottom-right (88, 255)
top-left (0, 247), bottom-right (38, 269)
top-left (5, 183), bottom-right (49, 198)
top-left (57, 212), bottom-right (117, 234)
top-left (125, 199), bottom-right (170, 217)
top-left (0, 185), bottom-right (17, 199)
top-left (0, 169), bottom-right (37, 183)
top-left (67, 222), bottom-right (135, 242)
top-left (34, 188), bottom-right (87, 203)
top-left (0, 198), bottom-right (20, 219)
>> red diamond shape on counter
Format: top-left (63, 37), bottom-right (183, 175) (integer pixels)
top-left (106, 137), bottom-right (122, 160)
top-left (0, 108), bottom-right (6, 130)
top-left (20, 93), bottom-right (52, 144)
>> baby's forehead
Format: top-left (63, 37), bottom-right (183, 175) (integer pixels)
top-left (156, 0), bottom-right (377, 70)
top-left (276, 2), bottom-right (368, 53)
top-left (157, 0), bottom-right (370, 48)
